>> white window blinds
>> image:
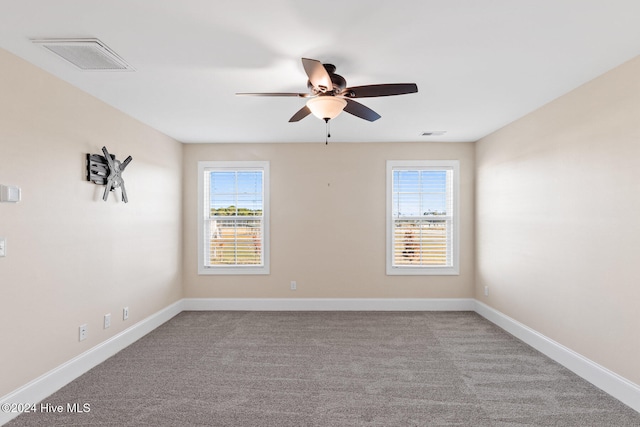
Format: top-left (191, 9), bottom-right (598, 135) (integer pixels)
top-left (387, 160), bottom-right (459, 275)
top-left (198, 161), bottom-right (269, 275)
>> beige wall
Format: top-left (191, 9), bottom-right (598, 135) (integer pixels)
top-left (183, 142), bottom-right (475, 299)
top-left (476, 56), bottom-right (640, 384)
top-left (6, 35), bottom-right (637, 402)
top-left (0, 49), bottom-right (183, 396)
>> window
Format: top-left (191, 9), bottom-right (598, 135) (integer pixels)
top-left (198, 161), bottom-right (269, 275)
top-left (386, 160), bottom-right (459, 275)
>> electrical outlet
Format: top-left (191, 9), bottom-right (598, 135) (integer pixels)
top-left (123, 307), bottom-right (129, 320)
top-left (0, 237), bottom-right (6, 257)
top-left (484, 286), bottom-right (489, 297)
top-left (104, 313), bottom-right (111, 329)
top-left (290, 281), bottom-right (297, 291)
top-left (79, 324), bottom-right (88, 341)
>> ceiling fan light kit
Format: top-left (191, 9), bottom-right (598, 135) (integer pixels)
top-left (306, 96), bottom-right (347, 120)
top-left (237, 58), bottom-right (418, 137)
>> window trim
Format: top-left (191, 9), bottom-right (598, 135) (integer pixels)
top-left (386, 160), bottom-right (460, 276)
top-left (197, 160), bottom-right (270, 275)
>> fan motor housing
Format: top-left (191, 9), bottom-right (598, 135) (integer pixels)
top-left (307, 63), bottom-right (346, 94)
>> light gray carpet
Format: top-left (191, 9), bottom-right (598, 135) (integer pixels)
top-left (7, 311), bottom-right (640, 426)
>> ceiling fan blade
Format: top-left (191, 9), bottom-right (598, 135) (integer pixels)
top-left (302, 58), bottom-right (333, 92)
top-left (236, 92), bottom-right (310, 97)
top-left (342, 83), bottom-right (418, 98)
top-left (343, 99), bottom-right (381, 122)
top-left (288, 105), bottom-right (312, 122)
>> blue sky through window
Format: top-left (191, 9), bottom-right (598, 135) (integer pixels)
top-left (392, 170), bottom-right (448, 217)
top-left (209, 170), bottom-right (263, 213)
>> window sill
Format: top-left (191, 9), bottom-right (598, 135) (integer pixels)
top-left (386, 266), bottom-right (459, 276)
top-left (198, 266), bottom-right (270, 275)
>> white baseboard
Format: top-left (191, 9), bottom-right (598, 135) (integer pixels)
top-left (3, 298), bottom-right (638, 426)
top-left (0, 299), bottom-right (183, 426)
top-left (182, 297), bottom-right (476, 311)
top-left (474, 300), bottom-right (640, 413)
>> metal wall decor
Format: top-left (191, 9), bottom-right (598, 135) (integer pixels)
top-left (87, 146), bottom-right (132, 202)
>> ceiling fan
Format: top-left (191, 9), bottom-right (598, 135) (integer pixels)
top-left (236, 58), bottom-right (418, 124)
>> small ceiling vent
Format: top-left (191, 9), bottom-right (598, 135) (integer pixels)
top-left (421, 131), bottom-right (447, 136)
top-left (31, 38), bottom-right (134, 71)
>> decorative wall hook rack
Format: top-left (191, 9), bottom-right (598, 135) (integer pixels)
top-left (87, 146), bottom-right (132, 203)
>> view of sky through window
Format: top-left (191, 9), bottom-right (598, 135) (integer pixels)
top-left (392, 170), bottom-right (448, 217)
top-left (209, 171), bottom-right (263, 215)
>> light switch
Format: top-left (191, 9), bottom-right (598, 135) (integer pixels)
top-left (0, 185), bottom-right (21, 202)
top-left (0, 237), bottom-right (6, 257)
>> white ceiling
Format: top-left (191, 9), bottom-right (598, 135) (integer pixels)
top-left (1, 0), bottom-right (639, 144)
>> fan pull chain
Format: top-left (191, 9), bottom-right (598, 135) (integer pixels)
top-left (325, 118), bottom-right (330, 145)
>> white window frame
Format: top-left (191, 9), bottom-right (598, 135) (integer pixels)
top-left (386, 160), bottom-right (459, 276)
top-left (198, 161), bottom-right (270, 275)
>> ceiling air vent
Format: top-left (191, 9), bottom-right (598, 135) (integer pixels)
top-left (31, 38), bottom-right (134, 71)
top-left (421, 131), bottom-right (447, 136)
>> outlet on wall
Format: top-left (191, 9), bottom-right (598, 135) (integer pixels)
top-left (484, 286), bottom-right (489, 297)
top-left (290, 281), bottom-right (297, 291)
top-left (104, 313), bottom-right (111, 329)
top-left (79, 324), bottom-right (88, 341)
top-left (123, 307), bottom-right (129, 320)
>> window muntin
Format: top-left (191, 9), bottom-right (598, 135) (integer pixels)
top-left (198, 161), bottom-right (269, 275)
top-left (387, 160), bottom-right (459, 275)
